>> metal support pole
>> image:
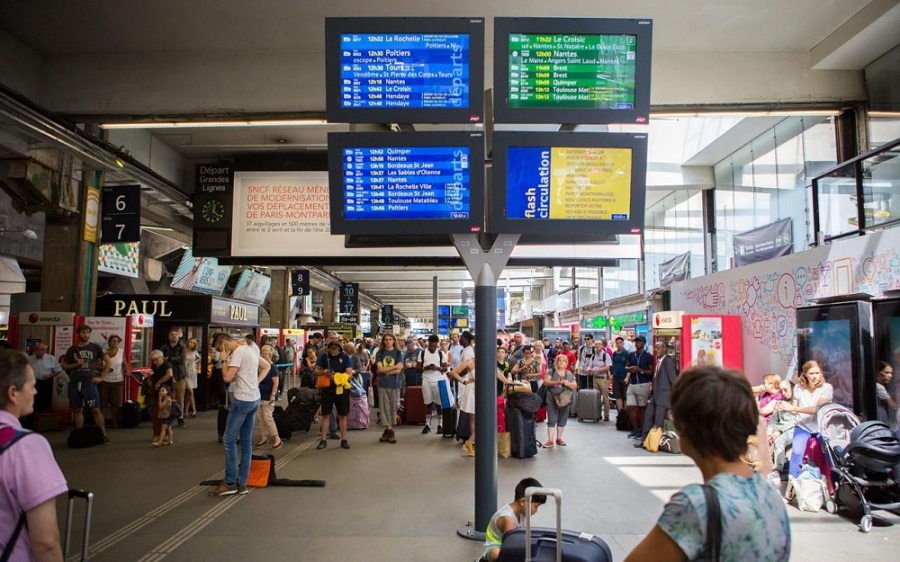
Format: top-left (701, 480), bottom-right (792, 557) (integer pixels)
top-left (433, 275), bottom-right (439, 334)
top-left (453, 233), bottom-right (519, 541)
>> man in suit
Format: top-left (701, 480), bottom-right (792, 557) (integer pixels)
top-left (635, 341), bottom-right (679, 448)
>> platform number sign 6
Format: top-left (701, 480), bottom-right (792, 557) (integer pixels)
top-left (101, 185), bottom-right (141, 244)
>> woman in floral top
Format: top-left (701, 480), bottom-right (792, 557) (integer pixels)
top-left (625, 366), bottom-right (790, 562)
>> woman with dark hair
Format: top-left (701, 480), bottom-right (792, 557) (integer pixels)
top-left (0, 349), bottom-right (68, 561)
top-left (625, 366), bottom-right (790, 562)
top-left (875, 361), bottom-right (896, 429)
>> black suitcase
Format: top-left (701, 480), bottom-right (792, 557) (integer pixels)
top-left (615, 408), bottom-right (633, 431)
top-left (456, 410), bottom-right (472, 442)
top-left (273, 406), bottom-right (292, 440)
top-left (442, 407), bottom-right (457, 438)
top-left (64, 489), bottom-right (94, 562)
top-left (67, 426), bottom-right (104, 449)
top-left (498, 487), bottom-right (613, 562)
top-left (121, 401), bottom-right (141, 428)
top-left (506, 406), bottom-right (538, 459)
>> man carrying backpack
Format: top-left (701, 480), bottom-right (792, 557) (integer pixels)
top-left (575, 334), bottom-right (612, 421)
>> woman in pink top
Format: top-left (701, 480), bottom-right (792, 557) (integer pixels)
top-left (0, 349), bottom-right (68, 562)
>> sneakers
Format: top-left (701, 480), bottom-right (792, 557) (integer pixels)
top-left (238, 484), bottom-right (249, 495)
top-left (633, 442), bottom-right (645, 449)
top-left (379, 429), bottom-right (390, 443)
top-left (422, 425), bottom-right (431, 434)
top-left (340, 439), bottom-right (351, 449)
top-left (462, 441), bottom-right (475, 456)
top-left (102, 435), bottom-right (111, 445)
top-left (178, 418), bottom-right (186, 427)
top-left (387, 429), bottom-right (397, 444)
top-left (437, 424), bottom-right (443, 434)
top-left (603, 417), bottom-right (610, 422)
top-left (208, 481), bottom-right (238, 497)
top-left (317, 439), bottom-right (327, 450)
top-left (543, 440), bottom-right (555, 448)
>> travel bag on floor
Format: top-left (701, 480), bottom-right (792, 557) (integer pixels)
top-left (505, 406), bottom-right (538, 459)
top-left (577, 376), bottom-right (602, 422)
top-left (615, 408), bottom-right (633, 431)
top-left (498, 487), bottom-right (613, 562)
top-left (443, 407), bottom-right (458, 438)
top-left (456, 410), bottom-right (472, 442)
top-left (121, 401), bottom-right (141, 428)
top-left (404, 385), bottom-right (427, 424)
top-left (67, 426), bottom-right (104, 449)
top-left (347, 394), bottom-right (370, 429)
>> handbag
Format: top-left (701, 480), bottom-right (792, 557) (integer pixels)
top-left (552, 389), bottom-right (572, 409)
top-left (248, 453), bottom-right (276, 488)
top-left (785, 465), bottom-right (827, 512)
top-left (438, 379), bottom-right (455, 409)
top-left (658, 430), bottom-right (682, 454)
top-left (497, 432), bottom-right (511, 458)
top-left (315, 374), bottom-right (331, 389)
top-left (643, 426), bottom-right (663, 452)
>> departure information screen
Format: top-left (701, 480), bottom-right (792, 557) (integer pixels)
top-left (342, 146), bottom-right (471, 220)
top-left (506, 146), bottom-right (632, 220)
top-left (507, 33), bottom-right (637, 109)
top-left (340, 33), bottom-right (470, 109)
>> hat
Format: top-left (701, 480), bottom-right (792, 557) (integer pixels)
top-left (634, 335), bottom-right (646, 343)
top-left (405, 338), bottom-right (415, 345)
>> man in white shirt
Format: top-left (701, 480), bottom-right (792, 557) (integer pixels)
top-left (418, 335), bottom-right (448, 435)
top-left (29, 343), bottom-right (62, 413)
top-left (209, 333), bottom-right (269, 497)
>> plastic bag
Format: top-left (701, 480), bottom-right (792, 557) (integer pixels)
top-left (644, 426), bottom-right (663, 452)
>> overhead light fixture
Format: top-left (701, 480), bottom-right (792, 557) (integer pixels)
top-left (100, 119), bottom-right (341, 130)
top-left (0, 228), bottom-right (38, 240)
top-left (869, 111), bottom-right (900, 118)
top-left (651, 109), bottom-right (842, 118)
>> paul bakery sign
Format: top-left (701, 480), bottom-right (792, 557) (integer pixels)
top-left (210, 297), bottom-right (259, 326)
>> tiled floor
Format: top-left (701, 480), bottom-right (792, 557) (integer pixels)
top-left (45, 408), bottom-right (900, 561)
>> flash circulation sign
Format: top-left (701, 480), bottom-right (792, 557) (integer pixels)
top-left (506, 146), bottom-right (632, 221)
top-left (342, 145), bottom-right (470, 220)
top-left (508, 33), bottom-right (636, 110)
top-left (340, 33), bottom-right (470, 109)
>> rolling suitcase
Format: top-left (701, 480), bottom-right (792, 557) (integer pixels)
top-left (403, 385), bottom-right (427, 424)
top-left (577, 376), bottom-right (602, 422)
top-left (498, 487), bottom-right (613, 562)
top-left (456, 410), bottom-right (472, 442)
top-left (64, 489), bottom-right (94, 562)
top-left (506, 406), bottom-right (538, 459)
top-left (121, 401), bottom-right (141, 428)
top-left (442, 407), bottom-right (458, 438)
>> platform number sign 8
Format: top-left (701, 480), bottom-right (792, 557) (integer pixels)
top-left (101, 185), bottom-right (141, 244)
top-left (339, 282), bottom-right (359, 317)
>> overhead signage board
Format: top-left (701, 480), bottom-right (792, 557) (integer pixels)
top-left (291, 268), bottom-right (311, 296)
top-left (101, 184), bottom-right (141, 244)
top-left (325, 17), bottom-right (484, 124)
top-left (193, 162), bottom-right (234, 257)
top-left (327, 132), bottom-right (485, 235)
top-left (653, 311), bottom-right (684, 330)
top-left (493, 17), bottom-right (652, 125)
top-left (339, 282), bottom-right (359, 324)
top-left (491, 131), bottom-right (647, 237)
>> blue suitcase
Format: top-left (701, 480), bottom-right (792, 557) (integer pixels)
top-left (498, 487), bottom-right (612, 562)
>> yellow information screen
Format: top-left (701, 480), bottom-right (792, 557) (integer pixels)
top-left (506, 146), bottom-right (632, 220)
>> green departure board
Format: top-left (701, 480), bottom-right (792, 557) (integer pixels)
top-left (508, 33), bottom-right (637, 109)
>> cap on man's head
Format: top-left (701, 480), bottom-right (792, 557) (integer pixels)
top-left (77, 325), bottom-right (91, 333)
top-left (634, 335), bottom-right (646, 343)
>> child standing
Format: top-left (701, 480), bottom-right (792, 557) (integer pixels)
top-left (157, 386), bottom-right (176, 446)
top-left (482, 477), bottom-right (547, 561)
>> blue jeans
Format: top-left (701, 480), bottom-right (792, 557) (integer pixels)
top-left (223, 398), bottom-right (260, 485)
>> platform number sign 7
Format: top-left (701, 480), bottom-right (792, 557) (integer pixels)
top-left (101, 185), bottom-right (141, 244)
top-left (339, 282), bottom-right (359, 317)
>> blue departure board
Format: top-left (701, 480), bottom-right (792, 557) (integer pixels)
top-left (342, 146), bottom-right (471, 220)
top-left (340, 33), bottom-right (470, 109)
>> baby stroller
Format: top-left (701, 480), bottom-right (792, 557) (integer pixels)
top-left (815, 403), bottom-right (900, 532)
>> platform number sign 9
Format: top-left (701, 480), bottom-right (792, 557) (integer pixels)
top-left (101, 185), bottom-right (141, 244)
top-left (339, 282), bottom-right (359, 321)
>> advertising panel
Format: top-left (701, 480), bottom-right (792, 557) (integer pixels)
top-left (689, 316), bottom-right (723, 368)
top-left (98, 242), bottom-right (140, 278)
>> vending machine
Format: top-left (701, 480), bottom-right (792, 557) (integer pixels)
top-left (797, 296), bottom-right (878, 420)
top-left (651, 312), bottom-right (743, 373)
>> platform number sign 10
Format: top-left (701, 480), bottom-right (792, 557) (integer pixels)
top-left (339, 282), bottom-right (359, 322)
top-left (101, 185), bottom-right (141, 244)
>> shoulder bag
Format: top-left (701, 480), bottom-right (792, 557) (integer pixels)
top-left (701, 485), bottom-right (721, 561)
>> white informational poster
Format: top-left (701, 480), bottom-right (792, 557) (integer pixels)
top-left (689, 316), bottom-right (723, 367)
top-left (84, 317), bottom-right (128, 348)
top-left (52, 326), bottom-right (74, 358)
